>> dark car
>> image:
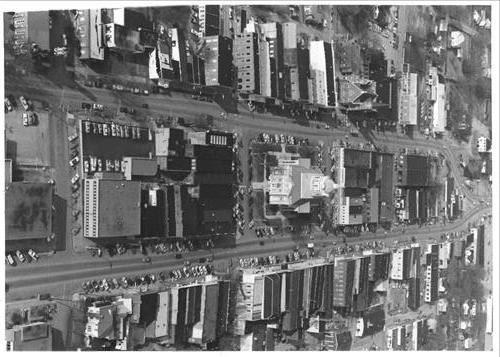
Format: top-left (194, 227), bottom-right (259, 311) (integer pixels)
top-left (81, 102), bottom-right (92, 110)
top-left (175, 253), bottom-right (182, 259)
top-left (119, 107), bottom-right (128, 113)
top-left (142, 103), bottom-right (149, 109)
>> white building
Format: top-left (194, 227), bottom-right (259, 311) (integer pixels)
top-left (432, 83), bottom-right (447, 134)
top-left (398, 70), bottom-right (418, 126)
top-left (309, 41), bottom-right (335, 107)
top-left (390, 250), bottom-right (404, 280)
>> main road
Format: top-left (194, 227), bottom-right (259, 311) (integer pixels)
top-left (5, 77), bottom-right (490, 301)
top-left (6, 203), bottom-right (490, 301)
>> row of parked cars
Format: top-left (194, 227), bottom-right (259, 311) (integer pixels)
top-left (83, 80), bottom-right (150, 96)
top-left (5, 95), bottom-right (39, 126)
top-left (256, 132), bottom-right (310, 146)
top-left (238, 255), bottom-right (280, 268)
top-left (81, 264), bottom-right (214, 293)
top-left (83, 156), bottom-right (125, 174)
top-left (6, 249), bottom-right (39, 266)
top-left (83, 120), bottom-right (148, 140)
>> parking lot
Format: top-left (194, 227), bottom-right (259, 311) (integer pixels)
top-left (81, 119), bottom-right (154, 162)
top-left (4, 106), bottom-right (51, 167)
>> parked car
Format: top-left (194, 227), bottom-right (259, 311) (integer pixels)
top-left (28, 249), bottom-right (39, 261)
top-left (92, 122), bottom-right (98, 134)
top-left (114, 160), bottom-right (121, 172)
top-left (105, 159), bottom-right (113, 172)
top-left (69, 156), bottom-right (80, 167)
top-left (84, 121), bottom-right (91, 133)
top-left (71, 174), bottom-right (80, 184)
top-left (16, 250), bottom-right (27, 263)
top-left (111, 123), bottom-right (117, 136)
top-left (90, 157), bottom-right (97, 172)
top-left (4, 98), bottom-right (13, 112)
top-left (68, 133), bottom-right (78, 142)
top-left (22, 112), bottom-right (29, 126)
top-left (6, 253), bottom-right (16, 266)
top-left (81, 102), bottom-right (92, 110)
top-left (103, 123), bottom-right (109, 136)
top-left (142, 103), bottom-right (149, 109)
top-left (97, 123), bottom-right (103, 135)
top-left (97, 158), bottom-right (103, 171)
top-left (136, 127), bottom-right (141, 140)
top-left (84, 159), bottom-right (90, 174)
top-left (92, 103), bottom-right (104, 111)
top-left (119, 107), bottom-right (128, 113)
top-left (19, 96), bottom-right (29, 110)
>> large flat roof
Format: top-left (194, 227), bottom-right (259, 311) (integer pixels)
top-left (5, 182), bottom-right (53, 240)
top-left (97, 180), bottom-right (141, 237)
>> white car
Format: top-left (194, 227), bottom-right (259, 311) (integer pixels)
top-left (53, 47), bottom-right (68, 56)
top-left (83, 159), bottom-right (90, 173)
top-left (68, 133), bottom-right (78, 142)
top-left (119, 125), bottom-right (125, 137)
top-left (97, 123), bottom-right (103, 135)
top-left (105, 159), bottom-right (113, 172)
top-left (103, 123), bottom-right (109, 136)
top-left (69, 156), bottom-right (80, 167)
top-left (4, 98), bottom-right (13, 111)
top-left (136, 127), bottom-right (142, 140)
top-left (19, 96), bottom-right (29, 110)
top-left (124, 126), bottom-right (130, 138)
top-left (71, 174), bottom-right (80, 184)
top-left (114, 160), bottom-right (121, 172)
top-left (6, 253), bottom-right (16, 266)
top-left (22, 112), bottom-right (29, 126)
top-left (97, 158), bottom-right (103, 171)
top-left (93, 103), bottom-right (104, 111)
top-left (131, 126), bottom-right (137, 139)
top-left (90, 157), bottom-right (97, 172)
top-left (84, 121), bottom-right (91, 133)
top-left (28, 249), bottom-right (39, 261)
top-left (121, 160), bottom-right (126, 173)
top-left (111, 123), bottom-right (117, 136)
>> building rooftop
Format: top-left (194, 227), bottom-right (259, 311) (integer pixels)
top-left (5, 182), bottom-right (53, 240)
top-left (338, 78), bottom-right (377, 107)
top-left (123, 157), bottom-right (158, 180)
top-left (95, 180), bottom-right (141, 238)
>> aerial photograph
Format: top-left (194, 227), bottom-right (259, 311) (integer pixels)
top-left (2, 2), bottom-right (496, 352)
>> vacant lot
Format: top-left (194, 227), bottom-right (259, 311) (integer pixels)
top-left (4, 108), bottom-right (51, 167)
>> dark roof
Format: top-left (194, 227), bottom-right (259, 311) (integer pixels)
top-left (343, 149), bottom-right (371, 169)
top-left (403, 155), bottom-right (429, 187)
top-left (345, 167), bottom-right (370, 188)
top-left (5, 182), bottom-right (53, 240)
top-left (361, 304), bottom-right (385, 336)
top-left (335, 330), bottom-right (352, 351)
